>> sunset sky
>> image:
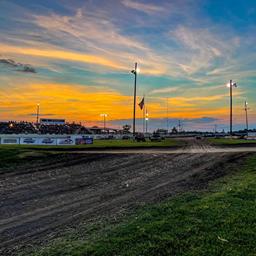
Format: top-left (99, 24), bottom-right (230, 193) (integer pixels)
top-left (0, 0), bottom-right (256, 131)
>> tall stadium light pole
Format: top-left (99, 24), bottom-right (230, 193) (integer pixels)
top-left (143, 94), bottom-right (145, 133)
top-left (36, 103), bottom-right (40, 124)
top-left (145, 110), bottom-right (149, 133)
top-left (228, 80), bottom-right (237, 136)
top-left (166, 98), bottom-right (169, 132)
top-left (131, 63), bottom-right (138, 136)
top-left (100, 114), bottom-right (107, 131)
top-left (245, 101), bottom-right (249, 131)
top-left (214, 124), bottom-right (218, 138)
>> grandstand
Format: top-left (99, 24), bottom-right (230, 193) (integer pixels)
top-left (0, 122), bottom-right (36, 134)
top-left (0, 121), bottom-right (92, 135)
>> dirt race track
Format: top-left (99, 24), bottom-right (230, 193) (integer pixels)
top-left (0, 140), bottom-right (252, 255)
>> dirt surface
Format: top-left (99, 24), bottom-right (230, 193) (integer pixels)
top-left (0, 139), bottom-right (251, 255)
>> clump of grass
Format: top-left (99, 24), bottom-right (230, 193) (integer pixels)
top-left (0, 147), bottom-right (53, 169)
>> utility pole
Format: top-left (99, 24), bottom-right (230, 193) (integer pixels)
top-left (178, 120), bottom-right (181, 133)
top-left (100, 114), bottom-right (107, 131)
top-left (103, 115), bottom-right (106, 131)
top-left (36, 103), bottom-right (40, 124)
top-left (131, 63), bottom-right (138, 136)
top-left (214, 124), bottom-right (217, 137)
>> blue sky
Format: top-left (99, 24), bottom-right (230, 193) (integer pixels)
top-left (0, 0), bottom-right (256, 131)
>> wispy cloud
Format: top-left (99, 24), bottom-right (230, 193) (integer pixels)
top-left (31, 9), bottom-right (168, 75)
top-left (1, 44), bottom-right (126, 70)
top-left (34, 9), bottom-right (147, 51)
top-left (121, 0), bottom-right (165, 14)
top-left (150, 87), bottom-right (179, 94)
top-left (170, 25), bottom-right (240, 76)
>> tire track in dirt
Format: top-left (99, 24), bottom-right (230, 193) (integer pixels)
top-left (0, 140), bottom-right (250, 255)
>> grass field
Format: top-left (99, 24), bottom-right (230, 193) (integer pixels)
top-left (208, 138), bottom-right (256, 145)
top-left (0, 147), bottom-right (54, 168)
top-left (0, 139), bottom-right (181, 168)
top-left (28, 155), bottom-right (256, 256)
top-left (0, 138), bottom-right (181, 150)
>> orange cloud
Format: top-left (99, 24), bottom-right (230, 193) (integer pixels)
top-left (1, 44), bottom-right (127, 70)
top-left (1, 43), bottom-right (168, 76)
top-left (0, 81), bottom-right (244, 124)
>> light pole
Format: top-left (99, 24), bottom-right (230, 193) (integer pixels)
top-left (36, 103), bottom-right (40, 124)
top-left (145, 110), bottom-right (149, 133)
top-left (131, 63), bottom-right (138, 136)
top-left (166, 97), bottom-right (169, 132)
top-left (214, 124), bottom-right (217, 137)
top-left (227, 80), bottom-right (237, 136)
top-left (100, 114), bottom-right (107, 132)
top-left (143, 95), bottom-right (145, 134)
top-left (244, 101), bottom-right (249, 131)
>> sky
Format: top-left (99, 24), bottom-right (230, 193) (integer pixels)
top-left (0, 0), bottom-right (256, 131)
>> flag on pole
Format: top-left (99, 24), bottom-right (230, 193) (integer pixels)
top-left (138, 97), bottom-right (144, 110)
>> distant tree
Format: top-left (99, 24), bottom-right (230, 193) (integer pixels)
top-left (171, 127), bottom-right (178, 134)
top-left (123, 124), bottom-right (131, 133)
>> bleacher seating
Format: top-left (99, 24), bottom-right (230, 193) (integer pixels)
top-left (0, 122), bottom-right (92, 134)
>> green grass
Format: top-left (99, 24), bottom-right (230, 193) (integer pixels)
top-left (0, 138), bottom-right (182, 150)
top-left (28, 155), bottom-right (256, 256)
top-left (0, 139), bottom-right (182, 169)
top-left (0, 146), bottom-right (54, 168)
top-left (208, 138), bottom-right (256, 145)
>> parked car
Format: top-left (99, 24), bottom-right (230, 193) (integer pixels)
top-left (135, 133), bottom-right (146, 142)
top-left (150, 133), bottom-right (162, 142)
top-left (122, 135), bottom-right (130, 140)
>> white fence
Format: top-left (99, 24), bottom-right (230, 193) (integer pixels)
top-left (0, 134), bottom-right (93, 145)
top-left (0, 134), bottom-right (133, 145)
top-left (247, 132), bottom-right (256, 140)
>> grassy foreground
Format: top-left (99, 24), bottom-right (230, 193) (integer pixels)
top-left (0, 147), bottom-right (54, 168)
top-left (28, 156), bottom-right (256, 256)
